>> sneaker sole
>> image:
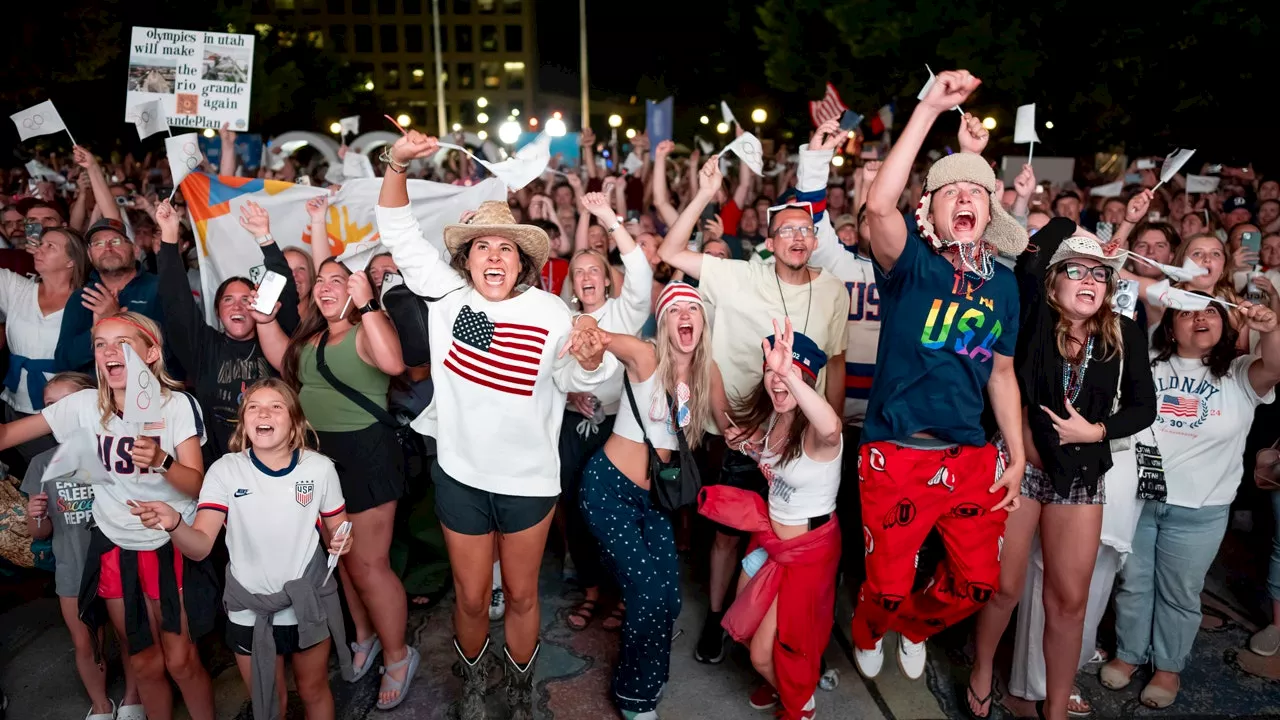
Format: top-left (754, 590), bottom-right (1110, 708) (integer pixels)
top-left (748, 698), bottom-right (778, 710)
top-left (896, 651), bottom-right (925, 681)
top-left (853, 657), bottom-right (882, 679)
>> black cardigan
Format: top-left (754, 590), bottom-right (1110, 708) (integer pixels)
top-left (1014, 218), bottom-right (1158, 498)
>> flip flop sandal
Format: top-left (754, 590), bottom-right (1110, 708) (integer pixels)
top-left (376, 646), bottom-right (421, 711)
top-left (1087, 648), bottom-right (1108, 664)
top-left (86, 700), bottom-right (116, 720)
top-left (1067, 686), bottom-right (1093, 717)
top-left (566, 600), bottom-right (597, 631)
top-left (961, 680), bottom-right (995, 720)
top-left (602, 604), bottom-right (625, 631)
top-left (350, 636), bottom-right (383, 683)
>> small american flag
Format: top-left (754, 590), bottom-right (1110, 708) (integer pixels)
top-left (1159, 394), bottom-right (1200, 418)
top-left (809, 82), bottom-right (849, 128)
top-left (444, 305), bottom-right (547, 396)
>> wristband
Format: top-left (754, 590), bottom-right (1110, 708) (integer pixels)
top-left (254, 233), bottom-right (274, 246)
top-left (606, 221), bottom-right (621, 234)
top-left (165, 517), bottom-right (181, 533)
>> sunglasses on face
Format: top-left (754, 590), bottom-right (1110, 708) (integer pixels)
top-left (1061, 262), bottom-right (1114, 283)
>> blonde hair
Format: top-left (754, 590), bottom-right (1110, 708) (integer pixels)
top-left (92, 312), bottom-right (183, 427)
top-left (227, 378), bottom-right (318, 454)
top-left (1045, 265), bottom-right (1124, 362)
top-left (46, 372), bottom-right (95, 394)
top-left (566, 249), bottom-right (613, 309)
top-left (1175, 233), bottom-right (1240, 304)
top-left (652, 304), bottom-right (714, 450)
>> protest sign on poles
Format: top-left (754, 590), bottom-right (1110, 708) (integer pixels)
top-left (1014, 103), bottom-right (1041, 164)
top-left (10, 100), bottom-right (74, 144)
top-left (124, 26), bottom-right (255, 132)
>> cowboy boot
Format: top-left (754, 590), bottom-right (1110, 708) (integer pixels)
top-left (503, 642), bottom-right (539, 720)
top-left (450, 636), bottom-right (492, 720)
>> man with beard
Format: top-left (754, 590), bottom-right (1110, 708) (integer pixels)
top-left (54, 217), bottom-right (166, 373)
top-left (658, 155), bottom-right (850, 668)
top-left (851, 69), bottom-right (1026, 680)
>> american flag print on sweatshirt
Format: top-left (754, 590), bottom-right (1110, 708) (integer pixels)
top-left (443, 305), bottom-right (547, 396)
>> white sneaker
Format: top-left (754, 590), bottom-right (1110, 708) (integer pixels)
top-left (854, 638), bottom-right (884, 678)
top-left (897, 635), bottom-right (926, 680)
top-left (489, 588), bottom-right (506, 621)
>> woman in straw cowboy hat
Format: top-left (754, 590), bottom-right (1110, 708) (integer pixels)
top-left (375, 130), bottom-right (617, 720)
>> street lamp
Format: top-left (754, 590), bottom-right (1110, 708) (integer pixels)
top-left (202, 128), bottom-right (217, 138)
top-left (451, 122), bottom-right (462, 132)
top-left (364, 80), bottom-right (375, 91)
top-left (477, 97), bottom-right (489, 109)
top-left (982, 116), bottom-right (997, 130)
top-left (716, 121), bottom-right (730, 135)
top-left (478, 130), bottom-right (488, 140)
top-left (831, 155), bottom-right (845, 167)
top-left (477, 112), bottom-right (489, 124)
top-left (396, 113), bottom-right (412, 127)
top-left (700, 115), bottom-right (710, 125)
top-left (625, 128), bottom-right (636, 139)
top-left (511, 108), bottom-right (520, 117)
top-left (499, 120), bottom-right (522, 145)
top-left (529, 117), bottom-right (539, 128)
top-left (546, 116), bottom-right (567, 137)
top-left (608, 114), bottom-right (622, 128)
top-left (1044, 120), bottom-right (1055, 129)
top-left (751, 108), bottom-right (767, 124)
top-left (329, 122), bottom-right (342, 135)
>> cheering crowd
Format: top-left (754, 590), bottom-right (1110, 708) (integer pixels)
top-left (1, 68), bottom-right (1279, 720)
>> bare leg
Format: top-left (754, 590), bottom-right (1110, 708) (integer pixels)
top-left (748, 595), bottom-right (782, 690)
top-left (443, 527), bottom-right (498, 657)
top-left (969, 498), bottom-right (1042, 714)
top-left (233, 653), bottom-right (288, 718)
top-left (292, 638), bottom-right (336, 720)
top-left (1040, 503), bottom-right (1103, 720)
top-left (155, 597), bottom-right (214, 720)
top-left (60, 596), bottom-right (112, 714)
top-left (107, 599), bottom-right (172, 720)
top-left (344, 502), bottom-right (410, 707)
top-left (498, 508), bottom-right (556, 663)
top-left (338, 561), bottom-right (375, 668)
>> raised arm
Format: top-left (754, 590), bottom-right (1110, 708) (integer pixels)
top-left (799, 120), bottom-right (863, 280)
top-left (1111, 189), bottom-right (1153, 251)
top-left (765, 320), bottom-right (841, 460)
top-left (651, 140), bottom-right (680, 228)
top-left (657, 156), bottom-right (722, 280)
top-left (156, 200), bottom-right (216, 374)
top-left (1011, 163), bottom-right (1036, 221)
top-left (375, 131), bottom-right (466, 299)
top-left (867, 70), bottom-right (981, 270)
top-left (1244, 287), bottom-right (1280, 397)
top-left (73, 146), bottom-right (121, 222)
top-left (601, 331), bottom-right (657, 381)
top-left (351, 272), bottom-right (407, 377)
top-left (583, 191), bottom-right (652, 332)
top-left (218, 124), bottom-right (238, 177)
top-left (306, 195), bottom-right (333, 270)
top-left (579, 129), bottom-right (599, 180)
top-left (732, 133), bottom-right (752, 210)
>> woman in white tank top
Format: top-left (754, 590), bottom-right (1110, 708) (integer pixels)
top-left (703, 318), bottom-right (843, 718)
top-left (578, 282), bottom-right (728, 720)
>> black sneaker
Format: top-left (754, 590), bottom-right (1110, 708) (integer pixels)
top-left (695, 611), bottom-right (728, 664)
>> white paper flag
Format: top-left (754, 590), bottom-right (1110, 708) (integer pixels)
top-left (917, 65), bottom-right (962, 112)
top-left (11, 100), bottom-right (69, 142)
top-left (122, 344), bottom-right (163, 425)
top-left (694, 135), bottom-right (714, 155)
top-left (342, 150), bottom-right (376, 179)
top-left (339, 115), bottom-right (360, 136)
top-left (721, 132), bottom-right (764, 176)
top-left (1147, 279), bottom-right (1231, 311)
top-left (42, 430), bottom-right (113, 486)
top-left (24, 160), bottom-right (65, 184)
top-left (336, 238), bottom-right (387, 272)
top-left (720, 101), bottom-right (737, 127)
top-left (1158, 148), bottom-right (1196, 187)
top-left (622, 152), bottom-right (644, 174)
top-left (131, 99), bottom-right (168, 140)
top-left (468, 133), bottom-right (551, 191)
top-left (1127, 253), bottom-right (1208, 282)
top-left (1185, 174), bottom-right (1220, 194)
top-left (165, 133), bottom-right (205, 188)
top-left (1089, 180), bottom-right (1124, 198)
top-left (1014, 103), bottom-right (1041, 144)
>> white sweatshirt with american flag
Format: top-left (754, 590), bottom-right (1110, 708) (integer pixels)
top-left (377, 204), bottom-right (619, 497)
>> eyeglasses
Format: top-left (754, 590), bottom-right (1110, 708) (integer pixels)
top-left (1061, 262), bottom-right (1114, 283)
top-left (775, 225), bottom-right (815, 240)
top-left (89, 237), bottom-right (130, 249)
top-left (765, 201), bottom-right (814, 227)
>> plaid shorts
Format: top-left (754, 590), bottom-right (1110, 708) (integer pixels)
top-left (995, 436), bottom-right (1105, 506)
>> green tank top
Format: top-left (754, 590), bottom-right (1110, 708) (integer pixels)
top-left (298, 328), bottom-right (390, 432)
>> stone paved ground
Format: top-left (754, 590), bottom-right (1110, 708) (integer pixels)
top-left (5, 524), bottom-right (1280, 720)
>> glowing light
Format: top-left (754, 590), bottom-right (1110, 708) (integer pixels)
top-left (546, 116), bottom-right (567, 137)
top-left (328, 122), bottom-right (342, 134)
top-left (451, 122), bottom-right (462, 132)
top-left (498, 120), bottom-right (521, 144)
top-left (477, 112), bottom-right (489, 124)
top-left (751, 108), bottom-right (767, 124)
top-left (529, 117), bottom-right (539, 127)
top-left (503, 62), bottom-right (525, 70)
top-left (477, 130), bottom-right (488, 140)
top-left (981, 116), bottom-right (997, 130)
top-left (396, 113), bottom-right (412, 127)
top-left (831, 155), bottom-right (845, 167)
top-left (1044, 121), bottom-right (1054, 129)
top-left (716, 122), bottom-right (729, 135)
top-left (412, 68), bottom-right (425, 78)
top-left (699, 115), bottom-right (710, 125)
top-left (364, 80), bottom-right (375, 91)
top-left (552, 111), bottom-right (562, 120)
top-left (203, 128), bottom-right (217, 138)
top-left (625, 128), bottom-right (636, 139)
top-left (511, 108), bottom-right (520, 117)
top-left (476, 97), bottom-right (489, 108)
top-left (608, 114), bottom-right (622, 128)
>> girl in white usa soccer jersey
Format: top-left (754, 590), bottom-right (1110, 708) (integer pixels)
top-left (0, 311), bottom-right (214, 720)
top-left (133, 378), bottom-right (354, 720)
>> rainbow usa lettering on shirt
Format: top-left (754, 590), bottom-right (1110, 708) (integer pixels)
top-left (918, 276), bottom-right (1004, 363)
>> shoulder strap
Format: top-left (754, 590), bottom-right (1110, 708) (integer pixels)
top-left (622, 375), bottom-right (658, 456)
top-left (314, 329), bottom-right (398, 428)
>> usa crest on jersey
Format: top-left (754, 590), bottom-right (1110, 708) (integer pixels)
top-left (295, 481), bottom-right (314, 507)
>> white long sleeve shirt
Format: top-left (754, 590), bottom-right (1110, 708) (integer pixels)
top-left (583, 246), bottom-right (653, 414)
top-left (376, 203), bottom-right (619, 497)
top-left (0, 269), bottom-right (64, 414)
top-left (798, 144), bottom-right (881, 424)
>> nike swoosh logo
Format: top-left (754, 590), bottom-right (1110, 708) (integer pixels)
top-left (234, 489), bottom-right (251, 498)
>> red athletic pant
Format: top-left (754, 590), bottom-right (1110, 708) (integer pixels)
top-left (851, 441), bottom-right (1006, 648)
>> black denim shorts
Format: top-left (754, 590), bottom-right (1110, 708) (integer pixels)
top-left (432, 460), bottom-right (558, 536)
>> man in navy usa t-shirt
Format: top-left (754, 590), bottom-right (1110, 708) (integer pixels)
top-left (849, 70), bottom-right (1029, 681)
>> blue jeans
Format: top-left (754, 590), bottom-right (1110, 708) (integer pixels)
top-left (1114, 501), bottom-right (1229, 672)
top-left (1270, 491), bottom-right (1280, 603)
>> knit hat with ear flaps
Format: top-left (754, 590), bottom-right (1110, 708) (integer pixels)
top-left (913, 152), bottom-right (1029, 257)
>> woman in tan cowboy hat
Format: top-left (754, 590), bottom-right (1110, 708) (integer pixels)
top-left (375, 130), bottom-right (617, 720)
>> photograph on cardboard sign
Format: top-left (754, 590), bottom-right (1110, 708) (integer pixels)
top-left (127, 58), bottom-right (176, 94)
top-left (202, 48), bottom-right (251, 83)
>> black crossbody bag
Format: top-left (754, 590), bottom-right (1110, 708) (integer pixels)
top-left (622, 376), bottom-right (701, 512)
top-left (314, 329), bottom-right (426, 461)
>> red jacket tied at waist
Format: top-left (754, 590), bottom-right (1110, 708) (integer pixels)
top-left (697, 485), bottom-right (842, 720)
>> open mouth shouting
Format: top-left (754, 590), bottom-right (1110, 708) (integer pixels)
top-left (483, 267), bottom-right (506, 287)
top-left (254, 422), bottom-right (277, 440)
top-left (677, 320), bottom-right (695, 347)
top-left (104, 359), bottom-right (125, 382)
top-left (952, 210), bottom-right (976, 236)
